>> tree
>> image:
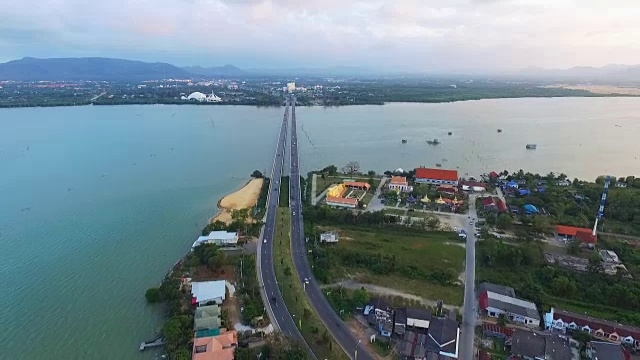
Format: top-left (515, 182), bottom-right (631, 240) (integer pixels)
top-left (531, 215), bottom-right (553, 234)
top-left (251, 170), bottom-right (264, 178)
top-left (321, 165), bottom-right (338, 176)
top-left (625, 176), bottom-right (635, 185)
top-left (426, 217), bottom-right (440, 230)
top-left (588, 253), bottom-right (604, 273)
top-left (367, 170), bottom-right (376, 176)
top-left (352, 287), bottom-right (370, 307)
top-left (496, 213), bottom-right (512, 229)
top-left (368, 177), bottom-right (375, 188)
top-left (567, 240), bottom-right (581, 255)
top-left (145, 287), bottom-right (161, 303)
top-left (162, 315), bottom-right (193, 351)
top-left (497, 313), bottom-right (508, 327)
top-left (342, 161), bottom-right (360, 175)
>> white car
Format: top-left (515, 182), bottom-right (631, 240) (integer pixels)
top-left (263, 239), bottom-right (267, 243)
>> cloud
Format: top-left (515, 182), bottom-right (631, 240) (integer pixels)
top-left (0, 0), bottom-right (639, 71)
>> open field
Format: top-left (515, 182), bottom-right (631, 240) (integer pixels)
top-left (211, 178), bottom-right (264, 223)
top-left (273, 208), bottom-right (348, 360)
top-left (318, 226), bottom-right (465, 305)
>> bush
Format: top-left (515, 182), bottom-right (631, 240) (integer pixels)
top-left (145, 287), bottom-right (161, 303)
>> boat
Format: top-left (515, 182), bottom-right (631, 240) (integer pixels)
top-left (436, 163), bottom-right (442, 167)
top-left (526, 144), bottom-right (537, 150)
top-left (497, 129), bottom-right (503, 133)
top-left (448, 132), bottom-right (452, 135)
top-left (426, 138), bottom-right (440, 145)
top-left (401, 139), bottom-right (408, 143)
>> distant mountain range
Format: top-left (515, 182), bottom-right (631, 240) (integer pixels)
top-left (2, 56), bottom-right (640, 82)
top-left (0, 57), bottom-right (193, 81)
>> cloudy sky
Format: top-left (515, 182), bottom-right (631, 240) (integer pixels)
top-left (1, 0), bottom-right (639, 72)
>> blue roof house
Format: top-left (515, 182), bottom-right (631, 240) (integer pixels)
top-left (523, 204), bottom-right (539, 214)
top-left (507, 181), bottom-right (519, 189)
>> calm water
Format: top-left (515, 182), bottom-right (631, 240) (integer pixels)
top-left (1, 98), bottom-right (639, 359)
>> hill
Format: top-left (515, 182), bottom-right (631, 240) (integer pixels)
top-left (182, 64), bottom-right (244, 76)
top-left (517, 64), bottom-right (640, 83)
top-left (0, 57), bottom-right (192, 81)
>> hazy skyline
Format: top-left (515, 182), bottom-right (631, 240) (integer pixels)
top-left (2, 0), bottom-right (640, 72)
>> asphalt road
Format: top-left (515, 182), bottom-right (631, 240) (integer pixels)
top-left (288, 97), bottom-right (374, 360)
top-left (257, 99), bottom-right (310, 351)
top-left (460, 194), bottom-right (479, 360)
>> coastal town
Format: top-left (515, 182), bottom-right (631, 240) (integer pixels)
top-left (144, 152), bottom-right (640, 360)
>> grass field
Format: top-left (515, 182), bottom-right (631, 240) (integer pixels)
top-left (279, 176), bottom-right (289, 207)
top-left (273, 208), bottom-right (349, 360)
top-left (323, 226), bottom-right (465, 305)
top-left (315, 176), bottom-right (343, 196)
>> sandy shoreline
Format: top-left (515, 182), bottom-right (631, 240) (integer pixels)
top-left (210, 178), bottom-right (264, 224)
top-left (544, 84), bottom-right (640, 95)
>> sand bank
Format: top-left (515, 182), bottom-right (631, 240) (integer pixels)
top-left (210, 178), bottom-right (264, 224)
top-left (544, 84), bottom-right (640, 95)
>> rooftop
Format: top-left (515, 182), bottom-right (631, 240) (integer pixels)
top-left (326, 196), bottom-right (358, 205)
top-left (192, 330), bottom-right (237, 360)
top-left (426, 317), bottom-right (459, 357)
top-left (191, 280), bottom-right (226, 304)
top-left (344, 181), bottom-right (371, 189)
top-left (479, 290), bottom-right (540, 320)
top-left (415, 168), bottom-right (459, 182)
top-left (555, 225), bottom-right (597, 243)
top-left (477, 282), bottom-right (516, 298)
top-left (551, 308), bottom-right (640, 339)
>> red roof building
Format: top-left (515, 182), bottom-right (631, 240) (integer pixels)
top-left (481, 197), bottom-right (496, 207)
top-left (344, 181), bottom-right (371, 190)
top-left (326, 196), bottom-right (358, 208)
top-left (547, 308), bottom-right (640, 348)
top-left (489, 171), bottom-right (499, 178)
top-left (415, 168), bottom-right (459, 186)
top-left (555, 225), bottom-right (597, 244)
top-left (496, 199), bottom-right (507, 213)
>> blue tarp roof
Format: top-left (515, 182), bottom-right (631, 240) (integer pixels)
top-left (519, 189), bottom-right (531, 195)
top-left (523, 204), bottom-right (538, 213)
top-left (507, 181), bottom-right (518, 187)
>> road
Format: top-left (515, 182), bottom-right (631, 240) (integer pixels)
top-left (257, 99), bottom-right (311, 353)
top-left (288, 97), bottom-right (374, 360)
top-left (460, 194), bottom-right (479, 360)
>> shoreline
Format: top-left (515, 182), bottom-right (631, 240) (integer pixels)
top-left (210, 177), bottom-right (264, 224)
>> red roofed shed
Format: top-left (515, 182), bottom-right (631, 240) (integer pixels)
top-left (415, 168), bottom-right (458, 185)
top-left (555, 225), bottom-right (597, 244)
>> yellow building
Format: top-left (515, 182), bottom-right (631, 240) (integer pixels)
top-left (327, 184), bottom-right (346, 198)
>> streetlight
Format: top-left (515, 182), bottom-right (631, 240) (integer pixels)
top-left (354, 340), bottom-right (361, 360)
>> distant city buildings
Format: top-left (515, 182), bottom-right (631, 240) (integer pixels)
top-left (286, 82), bottom-right (296, 92)
top-left (182, 91), bottom-right (222, 102)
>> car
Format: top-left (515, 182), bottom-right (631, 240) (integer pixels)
top-left (293, 212), bottom-right (296, 216)
top-left (271, 296), bottom-right (276, 303)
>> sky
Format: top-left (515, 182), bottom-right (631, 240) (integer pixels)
top-left (1, 0), bottom-right (640, 72)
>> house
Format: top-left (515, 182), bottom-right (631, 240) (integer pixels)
top-left (506, 181), bottom-right (519, 189)
top-left (393, 307), bottom-right (407, 335)
top-left (327, 184), bottom-right (346, 198)
top-left (193, 231), bottom-right (239, 248)
top-left (509, 205), bottom-right (520, 214)
top-left (477, 282), bottom-right (515, 297)
top-left (320, 231), bottom-right (339, 243)
top-left (555, 225), bottom-right (597, 244)
top-left (192, 330), bottom-right (237, 360)
top-left (556, 179), bottom-right (572, 187)
top-left (325, 196), bottom-right (358, 208)
top-left (461, 180), bottom-right (486, 192)
top-left (479, 289), bottom-right (540, 327)
top-left (496, 199), bottom-right (507, 213)
top-left (194, 305), bottom-right (221, 338)
top-left (364, 297), bottom-right (393, 320)
top-left (388, 176), bottom-right (413, 192)
top-left (489, 171), bottom-right (499, 179)
top-left (399, 330), bottom-right (429, 359)
top-left (481, 197), bottom-right (497, 212)
top-left (519, 189), bottom-right (532, 196)
top-left (191, 280), bottom-right (226, 306)
top-left (406, 307), bottom-right (432, 330)
top-left (415, 168), bottom-right (459, 186)
top-left (586, 341), bottom-right (631, 360)
top-left (544, 307), bottom-right (640, 348)
top-left (615, 182), bottom-right (628, 188)
top-left (516, 179), bottom-right (528, 186)
top-left (510, 329), bottom-right (574, 360)
top-left (344, 181), bottom-right (371, 191)
top-left (437, 185), bottom-right (457, 195)
top-left (426, 317), bottom-right (460, 358)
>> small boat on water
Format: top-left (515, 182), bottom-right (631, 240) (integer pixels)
top-left (526, 144), bottom-right (537, 150)
top-left (448, 132), bottom-right (452, 135)
top-left (497, 128), bottom-right (503, 133)
top-left (436, 163), bottom-right (442, 167)
top-left (426, 138), bottom-right (440, 145)
top-left (402, 139), bottom-right (408, 143)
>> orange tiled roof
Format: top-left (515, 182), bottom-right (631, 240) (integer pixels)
top-left (390, 176), bottom-right (408, 185)
top-left (344, 181), bottom-right (371, 190)
top-left (555, 225), bottom-right (597, 243)
top-left (326, 196), bottom-right (358, 205)
top-left (415, 168), bottom-right (458, 181)
top-left (193, 330), bottom-right (237, 360)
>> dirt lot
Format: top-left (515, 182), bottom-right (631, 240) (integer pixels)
top-left (345, 317), bottom-right (392, 360)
